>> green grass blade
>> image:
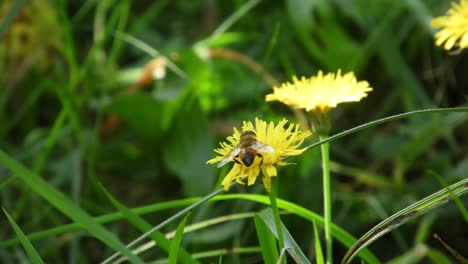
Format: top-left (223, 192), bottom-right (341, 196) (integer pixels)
top-left (33, 109), bottom-right (67, 174)
top-left (313, 221), bottom-right (325, 264)
top-left (0, 197), bottom-right (202, 248)
top-left (262, 22), bottom-right (281, 66)
top-left (2, 208), bottom-right (44, 264)
top-left (222, 194), bottom-right (380, 264)
top-left (152, 247), bottom-right (262, 264)
top-left (0, 150), bottom-right (143, 264)
top-left (210, 0), bottom-right (261, 38)
top-left (257, 208), bottom-right (311, 264)
top-left (2, 193), bottom-right (378, 263)
top-left (341, 178), bottom-right (468, 264)
top-left (386, 244), bottom-right (429, 264)
top-left (100, 184), bottom-right (199, 264)
top-left (433, 233), bottom-right (468, 264)
top-left (111, 212), bottom-right (256, 263)
top-left (254, 214), bottom-right (279, 264)
top-left (114, 31), bottom-right (188, 80)
top-left (428, 171), bottom-right (468, 222)
top-left (101, 185), bottom-right (230, 263)
top-left (168, 213), bottom-right (191, 264)
top-left (304, 107), bottom-right (468, 150)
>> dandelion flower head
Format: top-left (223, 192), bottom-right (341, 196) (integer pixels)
top-left (207, 118), bottom-right (311, 192)
top-left (265, 70), bottom-right (372, 113)
top-left (431, 0), bottom-right (468, 51)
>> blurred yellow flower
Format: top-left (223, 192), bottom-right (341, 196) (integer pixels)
top-left (207, 118), bottom-right (311, 192)
top-left (265, 70), bottom-right (373, 113)
top-left (431, 0), bottom-right (468, 50)
top-left (0, 0), bottom-right (61, 70)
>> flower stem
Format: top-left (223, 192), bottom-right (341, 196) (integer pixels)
top-left (268, 184), bottom-right (285, 264)
top-left (319, 134), bottom-right (332, 264)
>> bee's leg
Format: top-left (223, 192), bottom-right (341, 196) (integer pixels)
top-left (256, 153), bottom-right (264, 166)
top-left (234, 155), bottom-right (242, 165)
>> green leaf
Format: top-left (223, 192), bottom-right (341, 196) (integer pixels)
top-left (163, 100), bottom-right (214, 196)
top-left (176, 49), bottom-right (225, 112)
top-left (100, 184), bottom-right (199, 264)
top-left (341, 178), bottom-right (468, 264)
top-left (0, 150), bottom-right (143, 264)
top-left (168, 213), bottom-right (191, 264)
top-left (254, 215), bottom-right (279, 264)
top-left (3, 208), bottom-right (44, 264)
top-left (107, 92), bottom-right (164, 138)
top-left (257, 208), bottom-right (311, 264)
top-left (313, 221), bottom-right (324, 264)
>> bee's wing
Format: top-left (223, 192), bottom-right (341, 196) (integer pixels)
top-left (217, 147), bottom-right (241, 168)
top-left (251, 141), bottom-right (275, 153)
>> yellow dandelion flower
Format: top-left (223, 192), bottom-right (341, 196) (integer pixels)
top-left (265, 70), bottom-right (372, 113)
top-left (431, 0), bottom-right (468, 51)
top-left (207, 118), bottom-right (311, 192)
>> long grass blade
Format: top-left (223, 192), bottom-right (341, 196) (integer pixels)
top-left (223, 195), bottom-right (380, 263)
top-left (433, 233), bottom-right (468, 264)
top-left (304, 107), bottom-right (468, 150)
top-left (115, 212), bottom-right (256, 263)
top-left (151, 247), bottom-right (262, 263)
top-left (0, 197), bottom-right (202, 248)
top-left (258, 208), bottom-right (311, 264)
top-left (3, 208), bottom-right (44, 264)
top-left (254, 214), bottom-right (279, 264)
top-left (168, 213), bottom-right (190, 264)
top-left (100, 184), bottom-right (199, 264)
top-left (0, 150), bottom-right (143, 264)
top-left (386, 244), bottom-right (429, 264)
top-left (313, 221), bottom-right (325, 264)
top-left (101, 185), bottom-right (230, 263)
top-left (2, 193), bottom-right (378, 263)
top-left (114, 31), bottom-right (188, 80)
top-left (341, 178), bottom-right (468, 264)
top-left (210, 0), bottom-right (261, 38)
top-left (428, 171), bottom-right (468, 222)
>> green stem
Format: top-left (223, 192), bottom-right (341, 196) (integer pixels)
top-left (268, 184), bottom-right (285, 264)
top-left (320, 135), bottom-right (332, 264)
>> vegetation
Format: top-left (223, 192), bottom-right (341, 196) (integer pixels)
top-left (0, 0), bottom-right (467, 263)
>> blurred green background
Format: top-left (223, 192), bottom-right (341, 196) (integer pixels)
top-left (0, 0), bottom-right (467, 263)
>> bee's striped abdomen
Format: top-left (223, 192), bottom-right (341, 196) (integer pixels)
top-left (240, 131), bottom-right (257, 148)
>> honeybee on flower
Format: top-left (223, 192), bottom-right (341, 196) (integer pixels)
top-left (207, 118), bottom-right (311, 192)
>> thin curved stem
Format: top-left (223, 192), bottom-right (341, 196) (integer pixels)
top-left (320, 135), bottom-right (332, 264)
top-left (305, 107), bottom-right (468, 150)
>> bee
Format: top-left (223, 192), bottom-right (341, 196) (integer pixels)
top-left (217, 131), bottom-right (275, 168)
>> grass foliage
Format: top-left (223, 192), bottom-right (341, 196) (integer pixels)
top-left (0, 0), bottom-right (467, 263)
